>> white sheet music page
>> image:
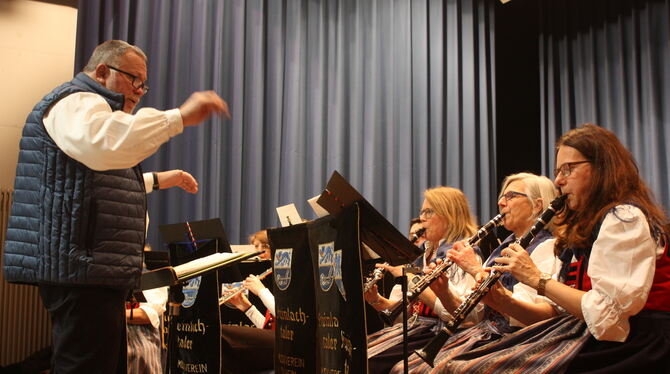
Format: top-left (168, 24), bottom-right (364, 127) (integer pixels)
top-left (276, 203), bottom-right (302, 227)
top-left (308, 195), bottom-right (330, 218)
top-left (173, 252), bottom-right (245, 279)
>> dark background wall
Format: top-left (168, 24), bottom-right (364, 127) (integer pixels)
top-left (495, 0), bottom-right (541, 189)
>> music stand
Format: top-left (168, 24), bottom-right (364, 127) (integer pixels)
top-left (142, 219), bottom-right (260, 374)
top-left (316, 171), bottom-right (422, 266)
top-left (316, 171), bottom-right (423, 374)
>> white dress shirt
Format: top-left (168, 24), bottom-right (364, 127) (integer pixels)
top-left (43, 92), bottom-right (183, 171)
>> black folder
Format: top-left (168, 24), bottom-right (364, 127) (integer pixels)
top-left (316, 171), bottom-right (423, 266)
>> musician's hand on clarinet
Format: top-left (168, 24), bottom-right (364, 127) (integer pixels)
top-left (447, 241), bottom-right (483, 277)
top-left (494, 242), bottom-right (540, 286)
top-left (380, 263), bottom-right (404, 278)
top-left (481, 281), bottom-right (512, 311)
top-left (363, 284), bottom-right (387, 310)
top-left (472, 268), bottom-right (490, 290)
top-left (426, 259), bottom-right (450, 294)
top-left (243, 275), bottom-right (266, 296)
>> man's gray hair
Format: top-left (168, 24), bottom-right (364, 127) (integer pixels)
top-left (83, 40), bottom-right (147, 72)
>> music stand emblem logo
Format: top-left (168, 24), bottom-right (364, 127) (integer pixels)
top-left (181, 276), bottom-right (202, 308)
top-left (274, 248), bottom-right (293, 291)
top-left (318, 242), bottom-right (335, 292)
top-left (334, 249), bottom-right (346, 301)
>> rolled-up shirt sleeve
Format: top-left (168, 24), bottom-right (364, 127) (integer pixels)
top-left (582, 205), bottom-right (657, 341)
top-left (510, 238), bottom-right (562, 327)
top-left (140, 286), bottom-right (168, 329)
top-left (258, 288), bottom-right (275, 316)
top-left (44, 92), bottom-right (183, 171)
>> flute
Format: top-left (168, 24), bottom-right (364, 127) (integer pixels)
top-left (379, 213), bottom-right (505, 325)
top-left (414, 194), bottom-right (567, 367)
top-left (219, 268), bottom-right (273, 305)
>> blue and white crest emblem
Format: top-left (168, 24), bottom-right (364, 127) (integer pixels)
top-left (334, 249), bottom-right (346, 301)
top-left (181, 276), bottom-right (201, 308)
top-left (318, 242), bottom-right (335, 292)
top-left (274, 248), bottom-right (293, 291)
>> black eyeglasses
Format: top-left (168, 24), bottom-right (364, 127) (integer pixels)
top-left (499, 191), bottom-right (528, 203)
top-left (107, 65), bottom-right (149, 93)
top-left (553, 160), bottom-right (590, 178)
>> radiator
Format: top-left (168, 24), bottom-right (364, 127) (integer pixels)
top-left (0, 188), bottom-right (52, 366)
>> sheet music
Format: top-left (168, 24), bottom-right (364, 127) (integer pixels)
top-left (276, 203), bottom-right (303, 227)
top-left (173, 252), bottom-right (247, 279)
top-left (308, 195), bottom-right (330, 218)
top-left (230, 244), bottom-right (255, 253)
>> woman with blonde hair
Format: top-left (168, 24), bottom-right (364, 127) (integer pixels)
top-left (365, 186), bottom-right (481, 373)
top-left (389, 172), bottom-right (560, 373)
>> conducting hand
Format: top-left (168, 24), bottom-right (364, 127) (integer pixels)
top-left (155, 169), bottom-right (198, 193)
top-left (179, 91), bottom-right (231, 126)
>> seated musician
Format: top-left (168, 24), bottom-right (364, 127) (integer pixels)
top-left (438, 124), bottom-right (670, 372)
top-left (249, 230), bottom-right (272, 260)
top-left (227, 275), bottom-right (275, 329)
top-left (220, 229), bottom-right (275, 373)
top-left (364, 186), bottom-right (483, 373)
top-left (388, 172), bottom-right (559, 373)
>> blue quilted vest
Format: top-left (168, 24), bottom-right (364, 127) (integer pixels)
top-left (3, 72), bottom-right (147, 290)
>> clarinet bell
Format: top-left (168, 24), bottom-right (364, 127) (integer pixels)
top-left (414, 327), bottom-right (453, 367)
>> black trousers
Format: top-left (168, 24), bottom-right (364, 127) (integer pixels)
top-left (220, 325), bottom-right (274, 374)
top-left (39, 284), bottom-right (128, 374)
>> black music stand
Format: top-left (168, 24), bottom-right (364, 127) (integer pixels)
top-left (141, 219), bottom-right (259, 374)
top-left (316, 171), bottom-right (423, 374)
top-left (316, 171), bottom-right (423, 266)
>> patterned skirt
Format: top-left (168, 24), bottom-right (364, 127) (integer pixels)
top-left (127, 324), bottom-right (163, 374)
top-left (388, 319), bottom-right (509, 374)
top-left (432, 314), bottom-right (589, 374)
top-left (367, 317), bottom-right (439, 373)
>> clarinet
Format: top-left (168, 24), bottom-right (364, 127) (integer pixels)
top-left (411, 227), bottom-right (426, 244)
top-left (415, 194), bottom-right (567, 367)
top-left (364, 228), bottom-right (425, 293)
top-left (379, 213), bottom-right (505, 325)
top-left (363, 263), bottom-right (388, 293)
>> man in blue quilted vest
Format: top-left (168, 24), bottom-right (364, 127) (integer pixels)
top-left (2, 40), bottom-right (230, 374)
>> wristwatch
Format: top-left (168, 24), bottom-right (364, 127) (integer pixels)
top-left (537, 272), bottom-right (552, 296)
top-left (152, 172), bottom-right (160, 191)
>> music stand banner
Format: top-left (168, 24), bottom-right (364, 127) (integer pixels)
top-left (309, 205), bottom-right (368, 373)
top-left (167, 239), bottom-right (221, 374)
top-left (268, 223), bottom-right (317, 373)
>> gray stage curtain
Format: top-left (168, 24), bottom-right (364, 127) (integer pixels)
top-left (75, 0), bottom-right (496, 247)
top-left (539, 0), bottom-right (670, 210)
